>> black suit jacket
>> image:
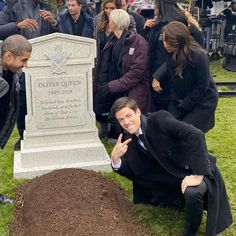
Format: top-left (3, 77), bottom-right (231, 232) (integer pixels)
top-left (114, 110), bottom-right (232, 235)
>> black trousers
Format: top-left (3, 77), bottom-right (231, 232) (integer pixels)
top-left (17, 73), bottom-right (27, 139)
top-left (17, 89), bottom-right (26, 138)
top-left (133, 179), bottom-right (207, 236)
top-left (184, 180), bottom-right (207, 236)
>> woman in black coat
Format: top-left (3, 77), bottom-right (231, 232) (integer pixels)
top-left (143, 0), bottom-right (204, 111)
top-left (159, 21), bottom-right (218, 133)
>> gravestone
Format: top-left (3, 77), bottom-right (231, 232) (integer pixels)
top-left (14, 33), bottom-right (111, 178)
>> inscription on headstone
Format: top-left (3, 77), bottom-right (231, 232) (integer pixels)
top-left (34, 76), bottom-right (85, 128)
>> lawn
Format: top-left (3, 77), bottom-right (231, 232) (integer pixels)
top-left (0, 59), bottom-right (235, 235)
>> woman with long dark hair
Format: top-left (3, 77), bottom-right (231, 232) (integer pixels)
top-left (161, 21), bottom-right (218, 133)
top-left (144, 0), bottom-right (204, 111)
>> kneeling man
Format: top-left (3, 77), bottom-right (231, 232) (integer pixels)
top-left (110, 97), bottom-right (232, 236)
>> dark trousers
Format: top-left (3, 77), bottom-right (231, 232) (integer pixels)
top-left (17, 89), bottom-right (26, 138)
top-left (133, 179), bottom-right (207, 236)
top-left (96, 113), bottom-right (122, 139)
top-left (184, 180), bottom-right (207, 236)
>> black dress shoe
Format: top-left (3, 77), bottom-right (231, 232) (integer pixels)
top-left (0, 194), bottom-right (14, 204)
top-left (14, 138), bottom-right (21, 151)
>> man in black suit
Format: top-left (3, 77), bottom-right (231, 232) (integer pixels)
top-left (110, 97), bottom-right (232, 236)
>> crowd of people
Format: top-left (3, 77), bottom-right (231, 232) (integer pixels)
top-left (0, 0), bottom-right (221, 145)
top-left (0, 0), bottom-right (233, 235)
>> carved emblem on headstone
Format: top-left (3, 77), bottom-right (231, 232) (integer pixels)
top-left (45, 46), bottom-right (71, 74)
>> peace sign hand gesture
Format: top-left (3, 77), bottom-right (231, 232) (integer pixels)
top-left (111, 134), bottom-right (132, 165)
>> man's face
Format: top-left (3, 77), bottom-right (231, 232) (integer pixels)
top-left (4, 51), bottom-right (31, 73)
top-left (57, 0), bottom-right (65, 7)
top-left (115, 107), bottom-right (141, 134)
top-left (68, 0), bottom-right (82, 16)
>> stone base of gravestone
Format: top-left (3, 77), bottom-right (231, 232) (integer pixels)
top-left (14, 141), bottom-right (111, 179)
top-left (13, 33), bottom-right (112, 179)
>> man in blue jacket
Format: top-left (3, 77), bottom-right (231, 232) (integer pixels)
top-left (41, 0), bottom-right (94, 38)
top-left (0, 34), bottom-right (31, 204)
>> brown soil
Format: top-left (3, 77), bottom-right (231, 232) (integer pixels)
top-left (11, 168), bottom-right (150, 236)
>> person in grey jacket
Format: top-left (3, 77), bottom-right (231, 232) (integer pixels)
top-left (0, 34), bottom-right (31, 204)
top-left (0, 0), bottom-right (55, 150)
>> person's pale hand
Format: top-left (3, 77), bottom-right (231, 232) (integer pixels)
top-left (16, 19), bottom-right (38, 32)
top-left (152, 79), bottom-right (163, 93)
top-left (144, 19), bottom-right (157, 29)
top-left (181, 175), bottom-right (203, 193)
top-left (111, 134), bottom-right (132, 164)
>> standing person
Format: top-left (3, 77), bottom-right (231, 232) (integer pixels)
top-left (41, 0), bottom-right (95, 38)
top-left (95, 0), bottom-right (136, 59)
top-left (110, 97), bottom-right (232, 236)
top-left (120, 0), bottom-right (145, 35)
top-left (0, 0), bottom-right (55, 150)
top-left (94, 9), bottom-right (152, 143)
top-left (0, 34), bottom-right (32, 204)
top-left (156, 21), bottom-right (218, 133)
top-left (222, 0), bottom-right (236, 40)
top-left (56, 0), bottom-right (67, 16)
top-left (143, 0), bottom-right (204, 111)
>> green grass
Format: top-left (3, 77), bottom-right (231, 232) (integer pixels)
top-left (0, 59), bottom-right (235, 235)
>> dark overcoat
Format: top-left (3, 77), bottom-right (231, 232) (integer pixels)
top-left (114, 111), bottom-right (232, 235)
top-left (55, 10), bottom-right (94, 38)
top-left (144, 21), bottom-right (205, 109)
top-left (166, 50), bottom-right (219, 133)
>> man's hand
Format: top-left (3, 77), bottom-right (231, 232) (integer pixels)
top-left (39, 10), bottom-right (55, 24)
top-left (181, 175), bottom-right (203, 193)
top-left (152, 79), bottom-right (163, 93)
top-left (111, 134), bottom-right (132, 164)
top-left (16, 19), bottom-right (38, 32)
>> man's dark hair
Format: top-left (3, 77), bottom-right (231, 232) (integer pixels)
top-left (111, 97), bottom-right (138, 116)
top-left (2, 34), bottom-right (32, 56)
top-left (76, 0), bottom-right (87, 6)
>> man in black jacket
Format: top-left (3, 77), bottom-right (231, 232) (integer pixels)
top-left (110, 97), bottom-right (232, 236)
top-left (0, 34), bottom-right (31, 204)
top-left (40, 0), bottom-right (94, 38)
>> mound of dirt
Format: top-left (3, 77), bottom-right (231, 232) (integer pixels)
top-left (11, 168), bottom-right (150, 236)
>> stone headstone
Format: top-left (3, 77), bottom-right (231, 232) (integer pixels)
top-left (14, 33), bottom-right (111, 179)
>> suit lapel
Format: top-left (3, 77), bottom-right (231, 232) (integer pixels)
top-left (140, 115), bottom-right (155, 156)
